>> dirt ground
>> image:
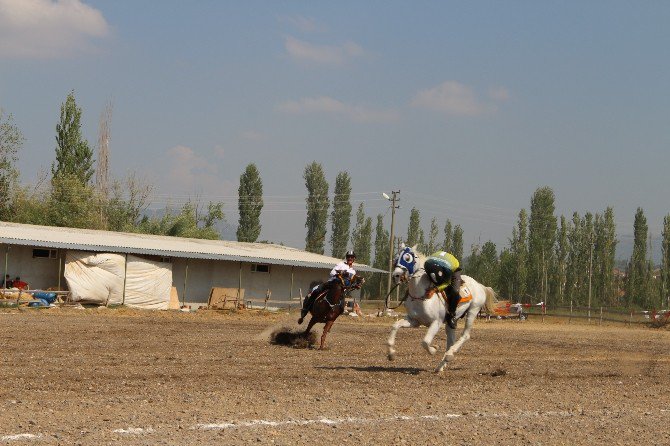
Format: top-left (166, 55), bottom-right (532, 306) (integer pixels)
top-left (0, 307), bottom-right (668, 445)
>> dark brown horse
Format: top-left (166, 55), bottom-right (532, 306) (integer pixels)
top-left (303, 274), bottom-right (363, 349)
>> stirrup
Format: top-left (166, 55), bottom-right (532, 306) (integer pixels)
top-left (446, 314), bottom-right (457, 329)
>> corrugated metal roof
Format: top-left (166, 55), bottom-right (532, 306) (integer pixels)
top-left (0, 221), bottom-right (386, 273)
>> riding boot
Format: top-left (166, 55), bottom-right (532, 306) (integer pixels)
top-left (446, 289), bottom-right (459, 329)
top-left (445, 270), bottom-right (463, 329)
top-left (298, 282), bottom-right (325, 324)
top-left (298, 292), bottom-right (315, 324)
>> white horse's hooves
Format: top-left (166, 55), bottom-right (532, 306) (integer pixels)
top-left (422, 341), bottom-right (437, 356)
top-left (434, 364), bottom-right (446, 373)
top-left (387, 353), bottom-right (395, 361)
top-left (444, 353), bottom-right (455, 362)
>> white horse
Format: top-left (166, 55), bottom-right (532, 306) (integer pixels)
top-left (386, 246), bottom-right (497, 372)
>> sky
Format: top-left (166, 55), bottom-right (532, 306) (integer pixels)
top-left (1, 0), bottom-right (669, 260)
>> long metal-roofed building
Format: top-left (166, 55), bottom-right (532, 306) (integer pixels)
top-left (0, 221), bottom-right (385, 309)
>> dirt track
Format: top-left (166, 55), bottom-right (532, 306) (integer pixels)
top-left (0, 307), bottom-right (668, 445)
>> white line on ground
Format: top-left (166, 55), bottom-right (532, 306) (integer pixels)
top-left (2, 409), bottom-right (668, 441)
top-left (113, 427), bottom-right (155, 434)
top-left (193, 414), bottom-right (461, 431)
top-left (0, 433), bottom-right (41, 442)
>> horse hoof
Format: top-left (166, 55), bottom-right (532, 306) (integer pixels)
top-left (297, 317), bottom-right (304, 324)
top-left (388, 353), bottom-right (395, 361)
top-left (422, 341), bottom-right (437, 356)
top-left (434, 364), bottom-right (446, 373)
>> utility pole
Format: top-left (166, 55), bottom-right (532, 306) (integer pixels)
top-left (386, 191), bottom-right (400, 296)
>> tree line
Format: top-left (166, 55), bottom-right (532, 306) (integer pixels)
top-left (1, 93), bottom-right (669, 308)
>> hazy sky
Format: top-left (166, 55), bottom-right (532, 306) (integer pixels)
top-left (1, 1), bottom-right (668, 259)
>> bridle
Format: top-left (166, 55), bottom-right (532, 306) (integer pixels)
top-left (396, 266), bottom-right (442, 301)
top-left (385, 247), bottom-right (441, 308)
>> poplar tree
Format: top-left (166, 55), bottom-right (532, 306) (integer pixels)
top-left (581, 212), bottom-right (595, 307)
top-left (592, 208), bottom-right (617, 306)
top-left (626, 208), bottom-right (651, 307)
top-left (237, 163), bottom-right (263, 242)
top-left (417, 227), bottom-right (426, 254)
top-left (553, 215), bottom-right (568, 304)
top-left (330, 172), bottom-right (352, 259)
top-left (452, 225), bottom-right (464, 260)
top-left (442, 219), bottom-right (453, 252)
top-left (512, 209), bottom-right (528, 300)
top-left (351, 203), bottom-right (372, 297)
top-left (406, 208), bottom-right (421, 247)
top-left (53, 90), bottom-right (94, 185)
top-left (601, 207), bottom-right (618, 306)
top-left (427, 217), bottom-right (439, 254)
top-left (498, 248), bottom-right (515, 299)
top-left (565, 212), bottom-right (582, 305)
top-left (661, 214), bottom-right (670, 309)
top-left (369, 214), bottom-right (390, 298)
top-left (303, 162), bottom-right (329, 254)
top-left (351, 203), bottom-right (373, 266)
top-left (0, 110), bottom-right (23, 220)
top-left (527, 187), bottom-right (557, 303)
top-left (479, 241), bottom-right (500, 288)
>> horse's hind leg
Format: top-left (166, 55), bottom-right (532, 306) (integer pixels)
top-left (304, 318), bottom-right (317, 337)
top-left (422, 320), bottom-right (441, 356)
top-left (319, 320), bottom-right (334, 350)
top-left (387, 317), bottom-right (418, 361)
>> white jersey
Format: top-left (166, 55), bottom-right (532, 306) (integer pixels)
top-left (329, 261), bottom-right (356, 280)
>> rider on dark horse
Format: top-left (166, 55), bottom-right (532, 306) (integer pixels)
top-left (424, 251), bottom-right (462, 329)
top-left (298, 250), bottom-right (357, 324)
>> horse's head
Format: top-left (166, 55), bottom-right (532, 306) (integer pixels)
top-left (392, 245), bottom-right (419, 284)
top-left (338, 272), bottom-right (364, 289)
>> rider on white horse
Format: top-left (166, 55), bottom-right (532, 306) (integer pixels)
top-left (424, 251), bottom-right (462, 329)
top-left (298, 250), bottom-right (357, 324)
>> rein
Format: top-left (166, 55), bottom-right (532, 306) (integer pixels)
top-left (384, 283), bottom-right (407, 310)
top-left (403, 268), bottom-right (446, 302)
top-left (321, 275), bottom-right (361, 309)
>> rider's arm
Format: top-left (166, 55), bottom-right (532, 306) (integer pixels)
top-left (330, 262), bottom-right (347, 278)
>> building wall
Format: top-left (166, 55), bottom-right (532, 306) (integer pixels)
top-left (2, 243), bottom-right (356, 307)
top-left (2, 245), bottom-right (63, 289)
top-left (172, 258), bottom-right (333, 307)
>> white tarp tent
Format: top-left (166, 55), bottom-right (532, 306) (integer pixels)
top-left (64, 251), bottom-right (172, 309)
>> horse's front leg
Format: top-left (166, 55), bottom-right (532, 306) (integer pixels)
top-left (319, 320), bottom-right (334, 350)
top-left (435, 311), bottom-right (476, 373)
top-left (387, 317), bottom-right (418, 361)
top-left (421, 319), bottom-right (441, 356)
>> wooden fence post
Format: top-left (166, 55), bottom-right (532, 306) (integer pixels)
top-left (599, 307), bottom-right (603, 325)
top-left (264, 289), bottom-right (271, 310)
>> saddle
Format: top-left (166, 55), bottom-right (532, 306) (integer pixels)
top-left (431, 284), bottom-right (473, 306)
top-left (313, 290), bottom-right (343, 309)
top-left (457, 284), bottom-right (473, 306)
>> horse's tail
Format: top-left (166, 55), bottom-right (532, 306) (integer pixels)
top-left (483, 287), bottom-right (498, 314)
